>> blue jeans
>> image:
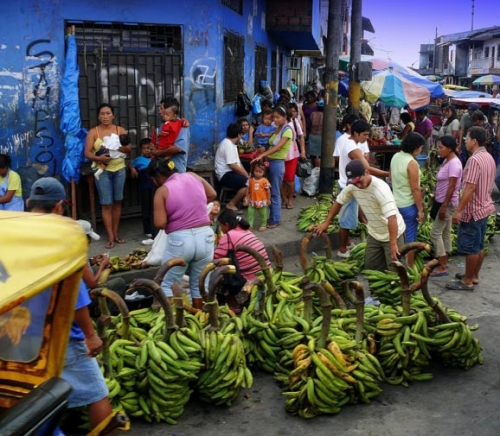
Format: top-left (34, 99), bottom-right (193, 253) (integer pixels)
top-left (268, 159), bottom-right (285, 225)
top-left (457, 217), bottom-right (487, 255)
top-left (95, 167), bottom-right (126, 205)
top-left (399, 204), bottom-right (418, 242)
top-left (338, 187), bottom-right (358, 230)
top-left (161, 226), bottom-right (214, 299)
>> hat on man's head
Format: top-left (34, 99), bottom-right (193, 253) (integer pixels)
top-left (346, 160), bottom-right (366, 185)
top-left (76, 220), bottom-right (100, 241)
top-left (29, 177), bottom-right (66, 202)
top-left (468, 103), bottom-right (480, 112)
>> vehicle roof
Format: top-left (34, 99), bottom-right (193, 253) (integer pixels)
top-left (0, 212), bottom-right (88, 310)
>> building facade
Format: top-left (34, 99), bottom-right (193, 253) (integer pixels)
top-left (0, 0), bottom-right (321, 216)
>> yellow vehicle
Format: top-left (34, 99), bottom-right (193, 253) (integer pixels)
top-left (0, 211), bottom-right (127, 435)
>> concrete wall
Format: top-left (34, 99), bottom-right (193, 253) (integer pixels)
top-left (0, 0), bottom-right (304, 189)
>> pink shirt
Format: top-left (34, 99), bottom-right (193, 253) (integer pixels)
top-left (214, 228), bottom-right (271, 280)
top-left (461, 147), bottom-right (496, 222)
top-left (435, 156), bottom-right (462, 205)
top-left (164, 173), bottom-right (210, 233)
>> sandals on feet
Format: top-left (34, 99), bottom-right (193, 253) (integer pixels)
top-left (267, 223), bottom-right (279, 229)
top-left (455, 273), bottom-right (479, 284)
top-left (114, 236), bottom-right (126, 244)
top-left (446, 279), bottom-right (474, 291)
top-left (105, 240), bottom-right (115, 249)
top-left (258, 226), bottom-right (267, 232)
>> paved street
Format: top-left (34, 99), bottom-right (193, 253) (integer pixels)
top-left (81, 196), bottom-right (500, 436)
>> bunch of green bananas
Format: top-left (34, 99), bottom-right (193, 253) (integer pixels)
top-left (283, 338), bottom-right (384, 418)
top-left (296, 196), bottom-right (337, 233)
top-left (362, 269), bottom-right (419, 306)
top-left (196, 329), bottom-right (253, 405)
top-left (347, 242), bottom-right (366, 268)
top-left (370, 309), bottom-right (434, 386)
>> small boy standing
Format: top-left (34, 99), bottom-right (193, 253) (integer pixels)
top-left (254, 110), bottom-right (276, 153)
top-left (246, 161), bottom-right (271, 232)
top-left (129, 138), bottom-right (156, 245)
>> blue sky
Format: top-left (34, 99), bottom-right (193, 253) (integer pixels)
top-left (362, 0), bottom-right (499, 68)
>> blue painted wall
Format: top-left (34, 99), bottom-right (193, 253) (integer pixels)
top-left (0, 0), bottom-right (320, 189)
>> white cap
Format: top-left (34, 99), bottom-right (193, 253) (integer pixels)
top-left (76, 219), bottom-right (100, 241)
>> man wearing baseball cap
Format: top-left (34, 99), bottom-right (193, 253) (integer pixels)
top-left (315, 160), bottom-right (406, 272)
top-left (28, 178), bottom-right (113, 431)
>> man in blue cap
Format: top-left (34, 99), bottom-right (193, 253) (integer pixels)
top-left (28, 177), bottom-right (113, 432)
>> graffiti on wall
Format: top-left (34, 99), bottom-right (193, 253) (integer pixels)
top-left (25, 39), bottom-right (59, 176)
top-left (186, 57), bottom-right (216, 165)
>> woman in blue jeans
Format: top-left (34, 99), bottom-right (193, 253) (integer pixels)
top-left (251, 105), bottom-right (293, 228)
top-left (148, 158), bottom-right (217, 309)
top-left (390, 132), bottom-right (425, 267)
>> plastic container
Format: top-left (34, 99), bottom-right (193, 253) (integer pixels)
top-left (416, 155), bottom-right (427, 168)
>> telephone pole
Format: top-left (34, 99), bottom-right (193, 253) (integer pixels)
top-left (319, 0), bottom-right (343, 194)
top-left (348, 0), bottom-right (362, 116)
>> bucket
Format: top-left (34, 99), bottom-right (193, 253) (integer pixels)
top-left (416, 155), bottom-right (427, 168)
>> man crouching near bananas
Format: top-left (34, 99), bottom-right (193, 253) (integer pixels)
top-left (314, 159), bottom-right (406, 271)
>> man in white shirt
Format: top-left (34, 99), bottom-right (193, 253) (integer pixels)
top-left (315, 159), bottom-right (406, 272)
top-left (215, 123), bottom-right (249, 212)
top-left (333, 119), bottom-right (389, 258)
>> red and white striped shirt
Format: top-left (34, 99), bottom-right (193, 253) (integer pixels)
top-left (460, 147), bottom-right (495, 222)
top-left (214, 228), bottom-right (271, 280)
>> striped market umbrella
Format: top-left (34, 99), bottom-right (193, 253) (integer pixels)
top-left (361, 67), bottom-right (445, 109)
top-left (472, 75), bottom-right (500, 86)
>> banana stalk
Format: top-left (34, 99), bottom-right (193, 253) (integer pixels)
top-left (300, 279), bottom-right (332, 350)
top-left (420, 259), bottom-right (451, 324)
top-left (197, 258), bottom-right (231, 299)
top-left (236, 244), bottom-right (276, 298)
top-left (272, 246), bottom-right (284, 275)
top-left (171, 282), bottom-right (186, 328)
top-left (153, 257), bottom-right (188, 285)
top-left (390, 261), bottom-right (411, 317)
top-left (206, 265), bottom-right (237, 330)
top-left (349, 281), bottom-right (365, 343)
top-left (298, 232), bottom-right (333, 274)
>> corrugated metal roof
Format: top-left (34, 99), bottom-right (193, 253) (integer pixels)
top-left (439, 26), bottom-right (500, 44)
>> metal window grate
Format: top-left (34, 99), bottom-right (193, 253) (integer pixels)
top-left (223, 32), bottom-right (245, 103)
top-left (69, 21), bottom-right (182, 53)
top-left (270, 50), bottom-right (277, 92)
top-left (222, 0), bottom-right (243, 15)
top-left (254, 45), bottom-right (268, 94)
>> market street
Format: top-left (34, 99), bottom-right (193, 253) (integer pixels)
top-left (79, 202), bottom-right (500, 436)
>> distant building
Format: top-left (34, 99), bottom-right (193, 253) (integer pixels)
top-left (417, 26), bottom-right (500, 86)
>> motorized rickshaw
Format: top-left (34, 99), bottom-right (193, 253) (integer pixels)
top-left (0, 211), bottom-right (128, 435)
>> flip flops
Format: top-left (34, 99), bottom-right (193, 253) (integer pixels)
top-left (429, 270), bottom-right (449, 277)
top-left (455, 273), bottom-right (479, 285)
top-left (105, 240), bottom-right (115, 249)
top-left (445, 279), bottom-right (474, 291)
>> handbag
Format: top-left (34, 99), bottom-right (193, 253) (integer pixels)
top-left (296, 158), bottom-right (313, 178)
top-left (143, 230), bottom-right (168, 266)
top-left (221, 233), bottom-right (246, 295)
top-left (430, 199), bottom-right (443, 221)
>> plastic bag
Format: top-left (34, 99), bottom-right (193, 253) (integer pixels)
top-left (143, 230), bottom-right (167, 266)
top-left (302, 167), bottom-right (320, 197)
top-left (296, 158), bottom-right (313, 178)
top-left (294, 174), bottom-right (301, 194)
top-left (252, 94), bottom-right (262, 115)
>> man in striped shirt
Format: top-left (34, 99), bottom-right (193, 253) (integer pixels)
top-left (446, 126), bottom-right (496, 291)
top-left (314, 159), bottom-right (406, 272)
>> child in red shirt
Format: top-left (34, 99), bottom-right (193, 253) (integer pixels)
top-left (245, 161), bottom-right (271, 232)
top-left (157, 105), bottom-right (183, 150)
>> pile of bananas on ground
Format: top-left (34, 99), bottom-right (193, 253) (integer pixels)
top-left (296, 193), bottom-right (337, 233)
top-left (106, 248), bottom-right (149, 272)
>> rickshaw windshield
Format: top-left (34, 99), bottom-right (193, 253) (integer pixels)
top-left (0, 287), bottom-right (52, 363)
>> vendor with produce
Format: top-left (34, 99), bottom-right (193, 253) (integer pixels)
top-left (314, 159), bottom-right (406, 272)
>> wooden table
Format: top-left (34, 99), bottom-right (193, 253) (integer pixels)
top-left (369, 145), bottom-right (400, 170)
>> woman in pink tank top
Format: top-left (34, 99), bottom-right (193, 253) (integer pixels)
top-left (148, 158), bottom-right (217, 309)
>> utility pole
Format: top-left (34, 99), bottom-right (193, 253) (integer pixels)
top-left (348, 0), bottom-right (362, 116)
top-left (319, 0), bottom-right (342, 194)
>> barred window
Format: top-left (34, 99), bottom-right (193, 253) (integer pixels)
top-left (254, 45), bottom-right (268, 94)
top-left (270, 50), bottom-right (277, 92)
top-left (222, 0), bottom-right (243, 15)
top-left (223, 33), bottom-right (245, 103)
